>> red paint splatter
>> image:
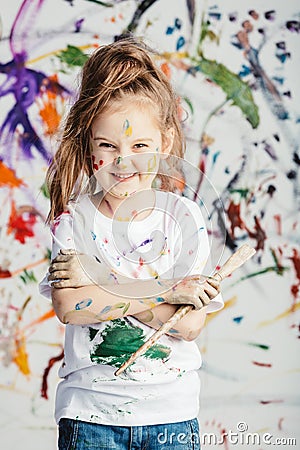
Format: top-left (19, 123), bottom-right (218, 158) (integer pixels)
top-left (278, 417), bottom-right (284, 430)
top-left (273, 214), bottom-right (282, 235)
top-left (7, 201), bottom-right (38, 244)
top-left (51, 210), bottom-right (70, 236)
top-left (289, 249), bottom-right (300, 304)
top-left (245, 216), bottom-right (267, 251)
top-left (92, 155), bottom-right (99, 171)
top-left (92, 156), bottom-right (104, 171)
top-left (289, 248), bottom-right (300, 280)
top-left (220, 427), bottom-right (229, 450)
top-left (227, 200), bottom-right (245, 238)
top-left (139, 257), bottom-right (144, 266)
top-left (260, 399), bottom-right (283, 405)
top-left (41, 349), bottom-right (64, 400)
top-left (252, 360), bottom-right (272, 368)
top-left (0, 268), bottom-right (12, 278)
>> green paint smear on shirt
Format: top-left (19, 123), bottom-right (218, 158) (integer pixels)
top-left (90, 318), bottom-right (171, 368)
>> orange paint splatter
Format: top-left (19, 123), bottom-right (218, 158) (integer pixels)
top-left (0, 161), bottom-right (24, 188)
top-left (23, 308), bottom-right (56, 332)
top-left (161, 62), bottom-right (171, 79)
top-left (39, 75), bottom-right (63, 135)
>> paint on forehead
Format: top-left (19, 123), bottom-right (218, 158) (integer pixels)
top-left (123, 119), bottom-right (132, 137)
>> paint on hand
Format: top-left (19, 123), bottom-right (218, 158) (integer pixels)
top-left (123, 119), bottom-right (132, 137)
top-left (89, 318), bottom-right (171, 368)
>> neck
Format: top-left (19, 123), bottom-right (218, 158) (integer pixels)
top-left (95, 190), bottom-right (156, 221)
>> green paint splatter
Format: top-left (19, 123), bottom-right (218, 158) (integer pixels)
top-left (40, 182), bottom-right (50, 198)
top-left (248, 342), bottom-right (270, 351)
top-left (56, 45), bottom-right (88, 71)
top-left (90, 318), bottom-right (171, 368)
top-left (89, 327), bottom-right (99, 341)
top-left (20, 269), bottom-right (37, 284)
top-left (229, 188), bottom-right (249, 198)
top-left (191, 57), bottom-right (259, 128)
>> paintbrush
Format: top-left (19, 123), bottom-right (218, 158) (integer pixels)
top-left (114, 244), bottom-right (256, 376)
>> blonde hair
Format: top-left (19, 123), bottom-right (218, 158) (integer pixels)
top-left (46, 37), bottom-right (185, 223)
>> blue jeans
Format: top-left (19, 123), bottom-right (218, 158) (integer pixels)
top-left (58, 418), bottom-right (201, 449)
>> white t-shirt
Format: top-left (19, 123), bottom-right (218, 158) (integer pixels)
top-left (40, 190), bottom-right (223, 426)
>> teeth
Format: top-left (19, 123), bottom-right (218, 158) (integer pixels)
top-left (113, 173), bottom-right (135, 179)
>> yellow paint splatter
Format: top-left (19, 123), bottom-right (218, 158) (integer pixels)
top-left (13, 334), bottom-right (30, 376)
top-left (123, 119), bottom-right (132, 137)
top-left (205, 295), bottom-right (237, 325)
top-left (258, 302), bottom-right (300, 328)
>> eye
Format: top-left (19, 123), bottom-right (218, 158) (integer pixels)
top-left (98, 142), bottom-right (116, 151)
top-left (133, 143), bottom-right (148, 150)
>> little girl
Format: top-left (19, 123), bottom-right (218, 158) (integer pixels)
top-left (40, 38), bottom-right (223, 450)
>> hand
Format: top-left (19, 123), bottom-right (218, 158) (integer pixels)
top-left (165, 275), bottom-right (220, 310)
top-left (48, 249), bottom-right (107, 288)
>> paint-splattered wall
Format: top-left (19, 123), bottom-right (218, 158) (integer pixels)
top-left (0, 0), bottom-right (299, 448)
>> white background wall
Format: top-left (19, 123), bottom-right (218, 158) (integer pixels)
top-left (0, 1), bottom-right (299, 448)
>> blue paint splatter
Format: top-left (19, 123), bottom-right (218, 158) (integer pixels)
top-left (91, 230), bottom-right (97, 240)
top-left (176, 36), bottom-right (185, 51)
top-left (100, 305), bottom-right (112, 314)
top-left (233, 316), bottom-right (244, 324)
top-left (75, 299), bottom-right (93, 310)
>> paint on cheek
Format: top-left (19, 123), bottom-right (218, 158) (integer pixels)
top-left (92, 155), bottom-right (104, 171)
top-left (147, 154), bottom-right (157, 173)
top-left (123, 119), bottom-right (132, 137)
top-left (75, 299), bottom-right (93, 310)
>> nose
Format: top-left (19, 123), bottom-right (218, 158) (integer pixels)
top-left (113, 146), bottom-right (135, 167)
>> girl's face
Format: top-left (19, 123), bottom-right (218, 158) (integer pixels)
top-left (90, 100), bottom-right (174, 202)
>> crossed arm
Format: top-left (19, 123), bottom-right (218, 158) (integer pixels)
top-left (49, 250), bottom-right (220, 341)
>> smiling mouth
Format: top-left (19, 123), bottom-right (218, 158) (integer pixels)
top-left (111, 172), bottom-right (137, 181)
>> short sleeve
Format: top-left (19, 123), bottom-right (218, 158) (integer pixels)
top-left (173, 197), bottom-right (224, 313)
top-left (39, 211), bottom-right (75, 299)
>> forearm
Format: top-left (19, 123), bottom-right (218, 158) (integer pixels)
top-left (51, 279), bottom-right (172, 325)
top-left (133, 304), bottom-right (207, 341)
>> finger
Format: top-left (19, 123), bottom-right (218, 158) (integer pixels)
top-left (52, 254), bottom-right (74, 263)
top-left (206, 277), bottom-right (220, 290)
top-left (49, 262), bottom-right (71, 273)
top-left (203, 283), bottom-right (219, 299)
top-left (51, 279), bottom-right (74, 289)
top-left (197, 288), bottom-right (211, 306)
top-left (48, 270), bottom-right (70, 281)
top-left (60, 248), bottom-right (78, 255)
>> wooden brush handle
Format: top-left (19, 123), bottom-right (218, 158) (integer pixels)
top-left (114, 244), bottom-right (256, 376)
top-left (213, 244), bottom-right (256, 282)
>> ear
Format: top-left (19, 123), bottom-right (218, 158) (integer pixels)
top-left (161, 127), bottom-right (175, 159)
